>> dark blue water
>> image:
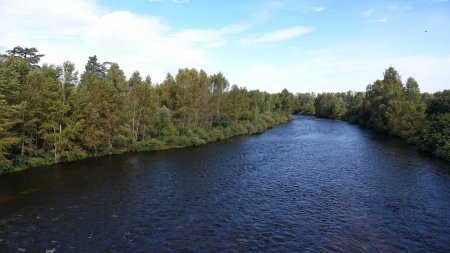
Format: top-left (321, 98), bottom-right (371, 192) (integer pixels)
top-left (1, 116), bottom-right (449, 252)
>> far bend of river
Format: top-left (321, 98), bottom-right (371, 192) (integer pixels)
top-left (1, 116), bottom-right (450, 252)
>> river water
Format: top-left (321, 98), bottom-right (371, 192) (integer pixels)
top-left (0, 116), bottom-right (449, 252)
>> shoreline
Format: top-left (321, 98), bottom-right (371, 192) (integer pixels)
top-left (1, 114), bottom-right (291, 175)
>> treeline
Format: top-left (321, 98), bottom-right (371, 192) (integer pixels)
top-left (294, 67), bottom-right (450, 161)
top-left (0, 47), bottom-right (296, 174)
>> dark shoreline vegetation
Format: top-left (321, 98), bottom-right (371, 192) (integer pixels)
top-left (295, 67), bottom-right (449, 162)
top-left (0, 47), bottom-right (294, 174)
top-left (0, 47), bottom-right (448, 174)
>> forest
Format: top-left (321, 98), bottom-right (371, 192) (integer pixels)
top-left (0, 47), bottom-right (448, 174)
top-left (295, 67), bottom-right (450, 161)
top-left (0, 47), bottom-right (296, 174)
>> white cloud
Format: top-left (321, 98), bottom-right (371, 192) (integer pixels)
top-left (240, 26), bottom-right (313, 45)
top-left (0, 0), bottom-right (209, 83)
top-left (171, 23), bottom-right (251, 48)
top-left (227, 55), bottom-right (450, 93)
top-left (363, 10), bottom-right (373, 17)
top-left (388, 5), bottom-right (413, 11)
top-left (311, 6), bottom-right (327, 12)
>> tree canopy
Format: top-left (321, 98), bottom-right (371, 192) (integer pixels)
top-left (0, 47), bottom-right (295, 174)
top-left (295, 67), bottom-right (449, 161)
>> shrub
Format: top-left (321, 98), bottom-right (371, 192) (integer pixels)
top-left (208, 128), bottom-right (225, 141)
top-left (164, 135), bottom-right (206, 147)
top-left (161, 124), bottom-right (178, 137)
top-left (213, 114), bottom-right (230, 128)
top-left (131, 139), bottom-right (167, 152)
top-left (230, 121), bottom-right (247, 135)
top-left (193, 128), bottom-right (211, 142)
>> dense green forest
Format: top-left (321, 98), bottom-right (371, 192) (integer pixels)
top-left (0, 47), bottom-right (448, 174)
top-left (295, 67), bottom-right (450, 161)
top-left (0, 47), bottom-right (297, 174)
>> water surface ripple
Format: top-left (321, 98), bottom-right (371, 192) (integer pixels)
top-left (1, 116), bottom-right (449, 252)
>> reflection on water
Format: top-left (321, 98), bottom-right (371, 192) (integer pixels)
top-left (1, 115), bottom-right (449, 252)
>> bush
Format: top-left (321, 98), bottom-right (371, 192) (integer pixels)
top-left (193, 128), bottom-right (211, 142)
top-left (240, 111), bottom-right (254, 121)
top-left (417, 113), bottom-right (450, 161)
top-left (208, 128), bottom-right (225, 141)
top-left (64, 150), bottom-right (88, 162)
top-left (213, 114), bottom-right (230, 128)
top-left (161, 124), bottom-right (178, 137)
top-left (24, 155), bottom-right (53, 167)
top-left (164, 135), bottom-right (206, 147)
top-left (222, 127), bottom-right (234, 138)
top-left (131, 139), bottom-right (167, 152)
top-left (243, 120), bottom-right (258, 134)
top-left (230, 122), bottom-right (247, 135)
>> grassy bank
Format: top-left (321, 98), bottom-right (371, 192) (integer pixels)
top-left (1, 112), bottom-right (290, 175)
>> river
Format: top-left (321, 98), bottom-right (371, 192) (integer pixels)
top-left (1, 115), bottom-right (449, 252)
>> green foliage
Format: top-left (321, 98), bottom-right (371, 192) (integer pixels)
top-left (426, 90), bottom-right (450, 117)
top-left (302, 66), bottom-right (448, 161)
top-left (0, 46), bottom-right (297, 174)
top-left (295, 93), bottom-right (316, 115)
top-left (131, 138), bottom-right (167, 152)
top-left (208, 128), bottom-right (226, 142)
top-left (193, 128), bottom-right (211, 142)
top-left (164, 135), bottom-right (206, 147)
top-left (5, 46), bottom-right (44, 67)
top-left (344, 91), bottom-right (364, 123)
top-left (417, 113), bottom-right (450, 160)
top-left (314, 93), bottom-right (346, 119)
top-left (230, 121), bottom-right (248, 135)
top-left (25, 156), bottom-right (54, 167)
top-left (213, 114), bottom-right (230, 128)
top-left (81, 55), bottom-right (107, 81)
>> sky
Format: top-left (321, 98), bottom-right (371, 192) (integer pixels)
top-left (0, 0), bottom-right (449, 93)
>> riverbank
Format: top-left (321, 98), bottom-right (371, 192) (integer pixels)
top-left (300, 113), bottom-right (450, 162)
top-left (1, 112), bottom-right (291, 175)
top-left (294, 68), bottom-right (449, 162)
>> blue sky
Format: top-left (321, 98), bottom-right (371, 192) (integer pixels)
top-left (1, 0), bottom-right (449, 92)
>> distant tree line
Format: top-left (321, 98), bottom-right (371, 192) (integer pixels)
top-left (294, 67), bottom-right (449, 161)
top-left (0, 47), bottom-right (296, 174)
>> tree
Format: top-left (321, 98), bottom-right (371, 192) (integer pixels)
top-left (5, 46), bottom-right (44, 67)
top-left (158, 73), bottom-right (177, 111)
top-left (418, 113), bottom-right (450, 160)
top-left (0, 56), bottom-right (36, 156)
top-left (0, 99), bottom-right (19, 171)
top-left (129, 71), bottom-right (159, 142)
top-left (296, 93), bottom-right (316, 115)
top-left (38, 65), bottom-right (80, 163)
top-left (210, 72), bottom-right (229, 123)
top-left (343, 91), bottom-right (364, 123)
top-left (225, 85), bottom-right (250, 121)
top-left (80, 55), bottom-right (107, 82)
top-left (104, 63), bottom-right (130, 150)
top-left (426, 90), bottom-right (450, 117)
top-left (363, 67), bottom-right (405, 133)
top-left (277, 89), bottom-right (297, 115)
top-left (314, 93), bottom-right (346, 119)
top-left (58, 61), bottom-right (78, 105)
top-left (386, 77), bottom-right (426, 138)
